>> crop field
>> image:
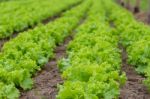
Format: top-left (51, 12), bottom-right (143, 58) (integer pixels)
top-left (0, 0), bottom-right (150, 99)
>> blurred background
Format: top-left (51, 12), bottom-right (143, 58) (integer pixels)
top-left (116, 0), bottom-right (150, 24)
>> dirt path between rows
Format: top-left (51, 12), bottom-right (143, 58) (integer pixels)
top-left (119, 45), bottom-right (150, 99)
top-left (0, 1), bottom-right (82, 50)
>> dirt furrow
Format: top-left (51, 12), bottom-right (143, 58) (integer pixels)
top-left (0, 1), bottom-right (82, 50)
top-left (119, 45), bottom-right (150, 99)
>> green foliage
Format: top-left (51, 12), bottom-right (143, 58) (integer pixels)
top-left (0, 0), bottom-right (81, 38)
top-left (0, 83), bottom-right (19, 99)
top-left (57, 0), bottom-right (126, 98)
top-left (105, 0), bottom-right (150, 90)
top-left (0, 0), bottom-right (91, 98)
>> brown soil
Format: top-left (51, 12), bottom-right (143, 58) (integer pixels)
top-left (119, 45), bottom-right (150, 99)
top-left (135, 12), bottom-right (149, 24)
top-left (0, 1), bottom-right (82, 50)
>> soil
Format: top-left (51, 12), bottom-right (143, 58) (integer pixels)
top-left (0, 1), bottom-right (82, 50)
top-left (135, 12), bottom-right (149, 24)
top-left (119, 45), bottom-right (150, 99)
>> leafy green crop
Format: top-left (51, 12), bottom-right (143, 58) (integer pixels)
top-left (105, 0), bottom-right (150, 91)
top-left (0, 0), bottom-right (91, 98)
top-left (57, 0), bottom-right (126, 98)
top-left (0, 0), bottom-right (81, 38)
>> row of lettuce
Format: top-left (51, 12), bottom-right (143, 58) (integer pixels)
top-left (0, 0), bottom-right (91, 98)
top-left (0, 0), bottom-right (81, 38)
top-left (57, 0), bottom-right (126, 98)
top-left (103, 0), bottom-right (150, 90)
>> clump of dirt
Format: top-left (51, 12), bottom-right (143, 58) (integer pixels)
top-left (119, 45), bottom-right (150, 99)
